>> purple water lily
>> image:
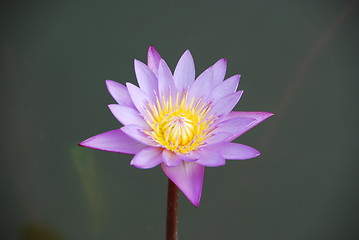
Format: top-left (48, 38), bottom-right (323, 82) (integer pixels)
top-left (79, 46), bottom-right (273, 206)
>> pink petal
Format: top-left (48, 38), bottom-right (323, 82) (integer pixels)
top-left (173, 50), bottom-right (195, 92)
top-left (212, 59), bottom-right (227, 85)
top-left (162, 149), bottom-right (183, 167)
top-left (196, 150), bottom-right (226, 167)
top-left (210, 75), bottom-right (240, 102)
top-left (158, 59), bottom-right (176, 98)
top-left (130, 147), bottom-right (163, 169)
top-left (220, 142), bottom-right (260, 160)
top-left (208, 91), bottom-right (243, 117)
top-left (161, 161), bottom-right (205, 207)
top-left (105, 80), bottom-right (135, 108)
top-left (121, 125), bottom-right (157, 146)
top-left (224, 111), bottom-right (274, 141)
top-left (134, 60), bottom-right (158, 101)
top-left (147, 45), bottom-right (162, 77)
top-left (78, 129), bottom-right (146, 154)
top-left (108, 104), bottom-right (150, 129)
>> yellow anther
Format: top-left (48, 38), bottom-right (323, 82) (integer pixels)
top-left (144, 92), bottom-right (213, 153)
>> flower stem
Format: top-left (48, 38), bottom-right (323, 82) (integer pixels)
top-left (166, 179), bottom-right (179, 240)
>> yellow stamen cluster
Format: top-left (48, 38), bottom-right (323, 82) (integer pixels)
top-left (144, 92), bottom-right (215, 154)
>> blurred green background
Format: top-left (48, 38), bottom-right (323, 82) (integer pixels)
top-left (1, 0), bottom-right (358, 239)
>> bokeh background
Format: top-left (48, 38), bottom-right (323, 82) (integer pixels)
top-left (1, 0), bottom-right (358, 239)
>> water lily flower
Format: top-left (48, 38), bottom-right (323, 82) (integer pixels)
top-left (79, 46), bottom-right (273, 207)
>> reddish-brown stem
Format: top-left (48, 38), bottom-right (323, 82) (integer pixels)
top-left (166, 179), bottom-right (179, 240)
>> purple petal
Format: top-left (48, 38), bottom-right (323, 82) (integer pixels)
top-left (162, 149), bottom-right (183, 167)
top-left (108, 104), bottom-right (150, 129)
top-left (212, 117), bottom-right (256, 139)
top-left (134, 60), bottom-right (158, 101)
top-left (224, 111), bottom-right (274, 141)
top-left (161, 161), bottom-right (205, 207)
top-left (126, 83), bottom-right (151, 117)
top-left (208, 91), bottom-right (243, 117)
top-left (188, 63), bottom-right (214, 101)
top-left (78, 129), bottom-right (146, 154)
top-left (105, 80), bottom-right (135, 108)
top-left (158, 59), bottom-right (176, 98)
top-left (226, 111), bottom-right (274, 120)
top-left (220, 142), bottom-right (260, 160)
top-left (210, 75), bottom-right (240, 102)
top-left (196, 149), bottom-right (226, 167)
top-left (212, 59), bottom-right (227, 85)
top-left (147, 45), bottom-right (162, 77)
top-left (177, 151), bottom-right (200, 162)
top-left (204, 132), bottom-right (232, 146)
top-left (130, 147), bottom-right (163, 169)
top-left (173, 50), bottom-right (195, 92)
top-left (121, 125), bottom-right (157, 146)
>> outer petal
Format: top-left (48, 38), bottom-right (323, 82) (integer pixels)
top-left (208, 91), bottom-right (244, 118)
top-left (196, 149), bottom-right (226, 167)
top-left (162, 149), bottom-right (183, 167)
top-left (134, 60), bottom-right (158, 101)
top-left (224, 111), bottom-right (274, 141)
top-left (108, 104), bottom-right (149, 129)
top-left (78, 129), bottom-right (146, 154)
top-left (121, 125), bottom-right (157, 147)
top-left (147, 45), bottom-right (162, 77)
top-left (130, 147), bottom-right (163, 169)
top-left (161, 161), bottom-right (204, 207)
top-left (173, 50), bottom-right (195, 92)
top-left (212, 59), bottom-right (227, 85)
top-left (220, 142), bottom-right (260, 160)
top-left (210, 75), bottom-right (240, 102)
top-left (212, 117), bottom-right (256, 139)
top-left (105, 80), bottom-right (135, 108)
top-left (158, 59), bottom-right (176, 98)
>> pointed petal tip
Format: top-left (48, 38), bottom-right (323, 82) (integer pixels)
top-left (182, 49), bottom-right (193, 58)
top-left (148, 45), bottom-right (159, 53)
top-left (161, 162), bottom-right (204, 207)
top-left (105, 79), bottom-right (117, 88)
top-left (217, 58), bottom-right (227, 64)
top-left (189, 195), bottom-right (201, 207)
top-left (133, 58), bottom-right (140, 66)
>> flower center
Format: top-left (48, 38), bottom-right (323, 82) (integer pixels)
top-left (144, 92), bottom-right (215, 153)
